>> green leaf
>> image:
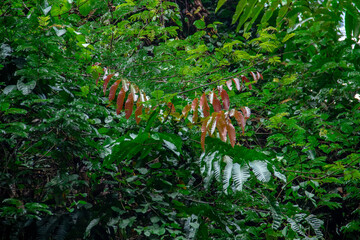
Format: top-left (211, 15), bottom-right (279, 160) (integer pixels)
top-left (215, 0), bottom-right (228, 13)
top-left (232, 0), bottom-right (247, 25)
top-left (6, 108), bottom-right (27, 115)
top-left (85, 218), bottom-right (100, 238)
top-left (3, 85), bottom-right (16, 95)
top-left (51, 0), bottom-right (71, 16)
top-left (151, 90), bottom-right (164, 99)
top-left (78, 0), bottom-right (94, 16)
top-left (194, 20), bottom-right (206, 30)
top-left (282, 33), bottom-right (295, 43)
top-left (150, 162), bottom-right (161, 168)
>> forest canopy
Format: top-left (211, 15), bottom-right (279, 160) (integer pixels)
top-left (1, 0), bottom-right (360, 239)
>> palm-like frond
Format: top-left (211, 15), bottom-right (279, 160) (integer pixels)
top-left (250, 160), bottom-right (271, 182)
top-left (213, 160), bottom-right (221, 182)
top-left (222, 155), bottom-right (233, 193)
top-left (306, 214), bottom-right (324, 238)
top-left (232, 163), bottom-right (250, 191)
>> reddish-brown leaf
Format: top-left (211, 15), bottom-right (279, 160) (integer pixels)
top-left (192, 98), bottom-right (199, 123)
top-left (241, 106), bottom-right (251, 119)
top-left (216, 112), bottom-right (227, 142)
top-left (250, 72), bottom-right (256, 81)
top-left (95, 73), bottom-right (101, 85)
top-left (122, 79), bottom-right (130, 92)
top-left (234, 110), bottom-right (245, 135)
top-left (220, 89), bottom-right (230, 110)
top-left (135, 103), bottom-right (143, 124)
top-left (182, 104), bottom-right (191, 118)
top-left (232, 78), bottom-right (241, 91)
top-left (257, 71), bottom-right (263, 80)
top-left (226, 80), bottom-right (233, 91)
top-left (125, 93), bottom-right (134, 119)
top-left (241, 75), bottom-right (249, 83)
top-left (212, 93), bottom-right (222, 112)
top-left (201, 118), bottom-right (209, 151)
top-left (116, 87), bottom-right (126, 115)
top-left (191, 98), bottom-right (199, 111)
top-left (109, 80), bottom-right (121, 102)
top-left (167, 102), bottom-right (176, 113)
top-left (226, 121), bottom-right (236, 147)
top-left (200, 93), bottom-right (210, 117)
top-left (208, 112), bottom-right (218, 136)
top-left (103, 74), bottom-right (115, 95)
top-left (241, 75), bottom-right (252, 90)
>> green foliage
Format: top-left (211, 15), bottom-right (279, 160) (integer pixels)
top-left (1, 0), bottom-right (360, 239)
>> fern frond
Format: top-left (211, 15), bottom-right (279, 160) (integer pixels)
top-left (213, 160), bottom-right (221, 182)
top-left (203, 151), bottom-right (217, 188)
top-left (287, 217), bottom-right (305, 237)
top-left (222, 155), bottom-right (233, 193)
top-left (232, 163), bottom-right (250, 191)
top-left (250, 160), bottom-right (271, 182)
top-left (306, 214), bottom-right (324, 238)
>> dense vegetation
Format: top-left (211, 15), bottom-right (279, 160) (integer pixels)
top-left (1, 0), bottom-right (360, 239)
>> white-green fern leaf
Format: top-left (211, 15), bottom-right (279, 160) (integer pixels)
top-left (271, 207), bottom-right (282, 229)
top-left (202, 152), bottom-right (217, 188)
top-left (306, 214), bottom-right (324, 238)
top-left (272, 166), bottom-right (287, 182)
top-left (250, 160), bottom-right (271, 182)
top-left (287, 217), bottom-right (305, 237)
top-left (274, 170), bottom-right (286, 182)
top-left (213, 160), bottom-right (221, 182)
top-left (222, 155), bottom-right (233, 193)
top-left (232, 163), bottom-right (250, 191)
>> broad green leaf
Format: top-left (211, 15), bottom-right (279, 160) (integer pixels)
top-left (194, 20), bottom-right (206, 29)
top-left (78, 0), bottom-right (94, 16)
top-left (232, 0), bottom-right (247, 25)
top-left (215, 0), bottom-right (228, 13)
top-left (51, 0), bottom-right (71, 16)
